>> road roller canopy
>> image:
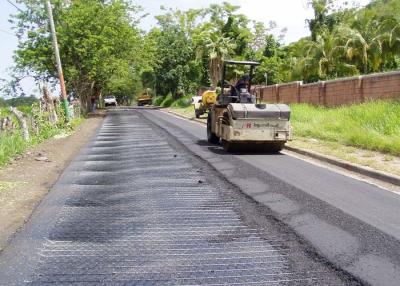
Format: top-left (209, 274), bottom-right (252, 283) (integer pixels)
top-left (223, 60), bottom-right (260, 66)
top-left (219, 60), bottom-right (260, 104)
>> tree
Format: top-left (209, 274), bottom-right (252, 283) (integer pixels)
top-left (150, 9), bottom-right (203, 97)
top-left (11, 0), bottom-right (145, 112)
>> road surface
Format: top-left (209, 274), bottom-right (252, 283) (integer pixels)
top-left (0, 108), bottom-right (399, 285)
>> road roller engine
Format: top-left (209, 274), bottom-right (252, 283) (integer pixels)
top-left (206, 60), bottom-right (292, 152)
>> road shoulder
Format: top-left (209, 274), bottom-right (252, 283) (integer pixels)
top-left (0, 115), bottom-right (104, 252)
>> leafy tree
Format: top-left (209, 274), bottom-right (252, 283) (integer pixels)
top-left (11, 0), bottom-right (144, 112)
top-left (150, 9), bottom-right (203, 97)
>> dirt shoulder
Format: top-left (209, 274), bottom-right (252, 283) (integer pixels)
top-left (0, 115), bottom-right (104, 252)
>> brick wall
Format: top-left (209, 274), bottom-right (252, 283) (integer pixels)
top-left (299, 82), bottom-right (322, 105)
top-left (278, 82), bottom-right (301, 104)
top-left (256, 70), bottom-right (400, 106)
top-left (325, 77), bottom-right (362, 107)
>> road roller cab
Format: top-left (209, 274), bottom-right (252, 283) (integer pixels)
top-left (207, 60), bottom-right (292, 152)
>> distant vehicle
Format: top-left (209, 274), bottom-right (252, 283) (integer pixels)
top-left (104, 95), bottom-right (117, 107)
top-left (137, 92), bottom-right (152, 106)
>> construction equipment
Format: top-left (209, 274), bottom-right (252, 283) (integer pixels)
top-left (207, 60), bottom-right (292, 152)
top-left (137, 91), bottom-right (152, 106)
top-left (193, 90), bottom-right (217, 118)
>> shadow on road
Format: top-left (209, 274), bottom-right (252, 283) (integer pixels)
top-left (196, 139), bottom-right (285, 156)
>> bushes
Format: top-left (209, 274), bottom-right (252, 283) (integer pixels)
top-left (153, 96), bottom-right (164, 106)
top-left (170, 95), bottom-right (191, 108)
top-left (160, 93), bottom-right (174, 107)
top-left (0, 102), bottom-right (82, 166)
top-left (153, 93), bottom-right (192, 108)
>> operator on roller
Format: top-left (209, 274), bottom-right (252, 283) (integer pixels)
top-left (232, 74), bottom-right (253, 103)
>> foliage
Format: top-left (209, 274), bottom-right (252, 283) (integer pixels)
top-left (0, 101), bottom-right (82, 166)
top-left (8, 0), bottom-right (400, 105)
top-left (170, 96), bottom-right (192, 108)
top-left (291, 99), bottom-right (400, 155)
top-left (0, 96), bottom-right (38, 108)
top-left (10, 0), bottom-right (145, 112)
top-left (296, 0), bottom-right (400, 81)
top-left (160, 93), bottom-right (174, 108)
top-left (0, 133), bottom-right (28, 166)
top-left (153, 96), bottom-right (164, 106)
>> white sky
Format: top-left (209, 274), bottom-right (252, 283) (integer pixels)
top-left (0, 0), bottom-right (370, 97)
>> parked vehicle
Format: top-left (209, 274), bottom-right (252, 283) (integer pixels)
top-left (104, 95), bottom-right (117, 107)
top-left (192, 90), bottom-right (217, 118)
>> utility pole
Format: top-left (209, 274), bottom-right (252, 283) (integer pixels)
top-left (46, 1), bottom-right (70, 121)
top-left (264, 73), bottom-right (268, 85)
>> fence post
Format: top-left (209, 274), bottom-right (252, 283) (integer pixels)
top-left (9, 107), bottom-right (30, 141)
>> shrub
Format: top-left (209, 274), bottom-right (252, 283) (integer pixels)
top-left (153, 96), bottom-right (164, 106)
top-left (160, 93), bottom-right (174, 107)
top-left (170, 95), bottom-right (192, 108)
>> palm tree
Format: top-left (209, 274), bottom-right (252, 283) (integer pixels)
top-left (194, 28), bottom-right (236, 88)
top-left (296, 31), bottom-right (357, 81)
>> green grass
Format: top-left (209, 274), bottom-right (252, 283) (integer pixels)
top-left (168, 105), bottom-right (196, 118)
top-left (291, 100), bottom-right (400, 155)
top-left (170, 96), bottom-right (192, 108)
top-left (0, 109), bottom-right (84, 166)
top-left (0, 132), bottom-right (28, 165)
top-left (160, 94), bottom-right (174, 107)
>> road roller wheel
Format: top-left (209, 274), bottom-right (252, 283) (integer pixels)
top-left (222, 140), bottom-right (238, 152)
top-left (207, 113), bottom-right (220, 144)
top-left (263, 142), bottom-right (285, 153)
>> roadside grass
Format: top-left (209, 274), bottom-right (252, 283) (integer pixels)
top-left (0, 114), bottom-right (83, 167)
top-left (291, 100), bottom-right (400, 155)
top-left (0, 133), bottom-right (28, 166)
top-left (168, 105), bottom-right (197, 119)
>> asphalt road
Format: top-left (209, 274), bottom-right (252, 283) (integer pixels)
top-left (0, 108), bottom-right (398, 285)
top-left (139, 108), bottom-right (400, 286)
top-left (0, 109), bottom-right (361, 286)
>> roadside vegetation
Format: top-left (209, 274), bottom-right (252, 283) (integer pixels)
top-left (291, 99), bottom-right (400, 155)
top-left (0, 104), bottom-right (82, 166)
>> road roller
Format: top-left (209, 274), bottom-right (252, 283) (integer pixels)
top-left (207, 60), bottom-right (292, 152)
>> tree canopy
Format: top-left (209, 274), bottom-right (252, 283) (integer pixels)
top-left (4, 0), bottom-right (400, 106)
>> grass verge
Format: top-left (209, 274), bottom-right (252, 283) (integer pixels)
top-left (0, 117), bottom-right (83, 167)
top-left (291, 100), bottom-right (400, 156)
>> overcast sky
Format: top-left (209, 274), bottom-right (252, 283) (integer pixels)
top-left (0, 0), bottom-right (370, 97)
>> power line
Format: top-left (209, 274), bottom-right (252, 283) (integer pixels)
top-left (6, 0), bottom-right (24, 13)
top-left (0, 28), bottom-right (16, 37)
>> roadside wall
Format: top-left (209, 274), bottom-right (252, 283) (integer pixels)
top-left (256, 70), bottom-right (400, 107)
